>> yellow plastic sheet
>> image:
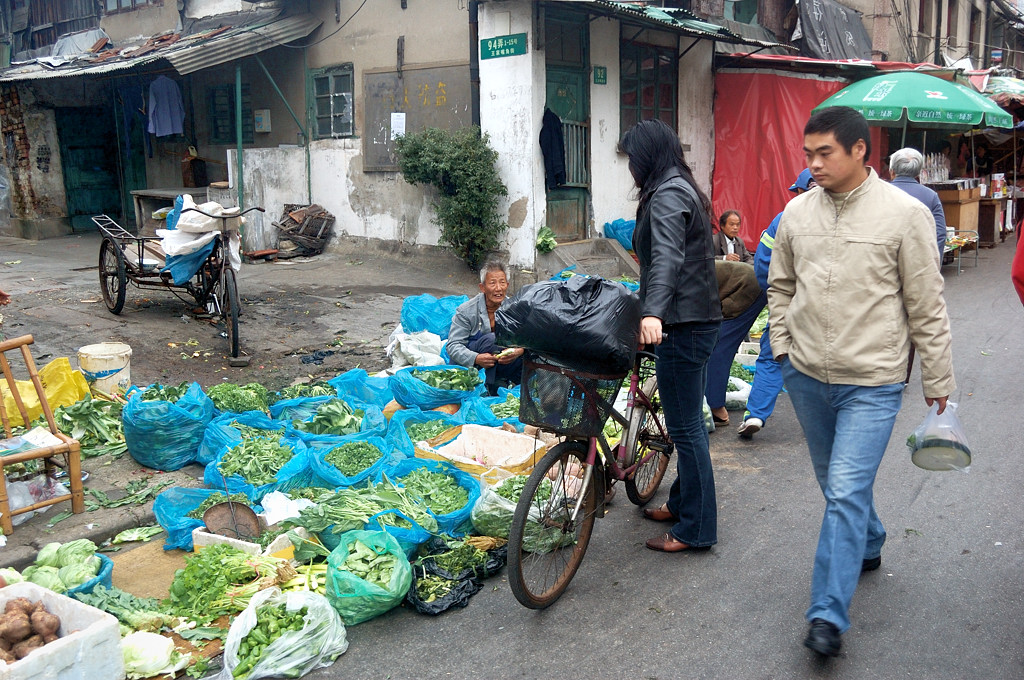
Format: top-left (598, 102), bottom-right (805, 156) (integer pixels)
top-left (0, 357), bottom-right (91, 428)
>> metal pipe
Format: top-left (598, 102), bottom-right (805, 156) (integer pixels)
top-left (255, 52), bottom-right (311, 202)
top-left (235, 63), bottom-right (245, 210)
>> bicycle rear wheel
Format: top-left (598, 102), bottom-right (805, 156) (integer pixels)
top-left (623, 369), bottom-right (671, 505)
top-left (507, 440), bottom-right (598, 609)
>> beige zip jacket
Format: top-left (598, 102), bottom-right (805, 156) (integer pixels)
top-left (767, 168), bottom-right (956, 398)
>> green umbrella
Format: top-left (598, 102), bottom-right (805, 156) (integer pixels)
top-left (813, 71), bottom-right (1012, 129)
top-left (986, 76), bottom-right (1024, 108)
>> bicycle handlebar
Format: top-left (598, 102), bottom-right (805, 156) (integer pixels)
top-left (179, 206), bottom-right (265, 219)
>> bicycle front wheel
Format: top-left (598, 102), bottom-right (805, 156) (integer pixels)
top-left (507, 440), bottom-right (598, 609)
top-left (623, 370), bottom-right (671, 505)
top-left (222, 268), bottom-right (240, 358)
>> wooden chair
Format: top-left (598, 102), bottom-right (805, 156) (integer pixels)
top-left (0, 334), bottom-right (85, 535)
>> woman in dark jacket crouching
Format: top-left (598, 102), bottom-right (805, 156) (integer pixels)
top-left (619, 119), bottom-right (723, 552)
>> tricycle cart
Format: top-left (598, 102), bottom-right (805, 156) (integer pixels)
top-left (91, 205), bottom-right (263, 362)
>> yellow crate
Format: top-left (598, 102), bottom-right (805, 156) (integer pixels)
top-left (415, 424), bottom-right (547, 482)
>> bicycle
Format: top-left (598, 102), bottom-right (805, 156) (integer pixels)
top-left (506, 349), bottom-right (672, 608)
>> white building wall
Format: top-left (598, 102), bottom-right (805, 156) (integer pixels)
top-left (478, 1), bottom-right (546, 269)
top-left (589, 16), bottom-right (635, 231)
top-left (678, 39), bottom-right (716, 197)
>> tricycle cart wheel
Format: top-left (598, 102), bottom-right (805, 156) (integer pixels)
top-left (98, 238), bottom-right (126, 314)
top-left (222, 267), bottom-right (240, 358)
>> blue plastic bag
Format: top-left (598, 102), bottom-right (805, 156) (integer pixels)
top-left (389, 365), bottom-right (486, 409)
top-left (603, 218), bottom-right (636, 251)
top-left (399, 294), bottom-right (469, 340)
top-left (383, 457), bottom-right (480, 537)
top-left (162, 238), bottom-right (216, 286)
top-left (198, 410), bottom-right (286, 466)
top-left (67, 553), bottom-right (114, 597)
top-left (457, 386), bottom-right (523, 431)
top-left (271, 395), bottom-right (386, 439)
top-left (152, 486), bottom-right (259, 551)
top-left (328, 368), bottom-right (394, 410)
top-left (204, 432), bottom-right (312, 502)
top-left (123, 383), bottom-right (215, 471)
top-left (307, 434), bottom-right (393, 489)
top-left (386, 408), bottom-right (462, 458)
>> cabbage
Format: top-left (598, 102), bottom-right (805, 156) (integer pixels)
top-left (27, 565), bottom-right (67, 593)
top-left (121, 632), bottom-right (191, 680)
top-left (20, 565), bottom-right (37, 581)
top-left (0, 567), bottom-right (22, 585)
top-left (56, 538), bottom-right (99, 567)
top-left (58, 563), bottom-right (97, 589)
top-left (36, 542), bottom-right (62, 567)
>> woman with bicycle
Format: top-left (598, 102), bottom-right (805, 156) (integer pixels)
top-left (620, 119), bottom-right (723, 553)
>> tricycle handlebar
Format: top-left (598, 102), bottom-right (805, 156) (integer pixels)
top-left (178, 206), bottom-right (265, 219)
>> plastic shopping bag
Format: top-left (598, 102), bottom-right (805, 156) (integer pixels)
top-left (0, 357), bottom-right (90, 428)
top-left (399, 294), bottom-right (468, 340)
top-left (153, 486), bottom-right (259, 551)
top-left (325, 530), bottom-right (412, 625)
top-left (123, 382), bottom-right (215, 471)
top-left (215, 588), bottom-right (348, 680)
top-left (907, 402), bottom-right (971, 472)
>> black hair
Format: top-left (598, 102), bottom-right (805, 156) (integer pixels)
top-left (939, 140), bottom-right (952, 153)
top-left (804, 106), bottom-right (871, 162)
top-left (718, 210), bottom-right (741, 227)
top-left (618, 119), bottom-right (711, 218)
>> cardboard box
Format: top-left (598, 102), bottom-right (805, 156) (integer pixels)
top-left (0, 582), bottom-right (123, 680)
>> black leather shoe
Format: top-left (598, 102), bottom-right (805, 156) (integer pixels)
top-left (861, 556), bottom-right (881, 573)
top-left (804, 618), bottom-right (841, 657)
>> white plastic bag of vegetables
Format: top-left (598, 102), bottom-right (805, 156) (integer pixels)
top-left (215, 588), bottom-right (349, 680)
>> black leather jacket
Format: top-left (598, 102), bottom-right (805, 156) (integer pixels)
top-left (631, 168), bottom-right (723, 326)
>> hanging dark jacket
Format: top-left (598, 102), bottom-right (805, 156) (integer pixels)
top-left (632, 168), bottom-right (722, 325)
top-left (539, 108), bottom-right (566, 190)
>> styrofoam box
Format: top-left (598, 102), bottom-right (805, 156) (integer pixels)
top-left (0, 581), bottom-right (124, 680)
top-left (191, 526), bottom-right (308, 561)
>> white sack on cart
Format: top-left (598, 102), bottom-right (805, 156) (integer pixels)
top-left (175, 194), bottom-right (243, 234)
top-left (156, 229), bottom-right (242, 272)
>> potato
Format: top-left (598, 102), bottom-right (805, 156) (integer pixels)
top-left (0, 647), bottom-right (14, 664)
top-left (30, 610), bottom-right (60, 637)
top-left (41, 633), bottom-right (58, 644)
top-left (11, 634), bottom-right (43, 660)
top-left (0, 638), bottom-right (9, 652)
top-left (3, 599), bottom-right (33, 616)
top-left (0, 612), bottom-right (31, 643)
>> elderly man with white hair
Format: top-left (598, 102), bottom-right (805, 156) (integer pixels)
top-left (889, 147), bottom-right (947, 260)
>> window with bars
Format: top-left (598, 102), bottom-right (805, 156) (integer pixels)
top-left (105, 0), bottom-right (159, 13)
top-left (208, 84), bottom-right (253, 145)
top-left (309, 64), bottom-right (354, 139)
top-left (619, 41), bottom-right (677, 137)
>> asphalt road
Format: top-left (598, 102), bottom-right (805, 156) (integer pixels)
top-left (2, 231), bottom-right (1021, 679)
top-left (305, 240), bottom-right (1023, 679)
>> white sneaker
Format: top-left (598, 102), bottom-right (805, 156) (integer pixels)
top-left (738, 418), bottom-right (763, 439)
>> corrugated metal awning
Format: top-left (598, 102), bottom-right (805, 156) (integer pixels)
top-left (0, 13), bottom-right (322, 82)
top-left (581, 1), bottom-right (794, 51)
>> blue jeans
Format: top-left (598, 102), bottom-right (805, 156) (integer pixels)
top-left (782, 361), bottom-right (904, 633)
top-left (744, 325), bottom-right (783, 423)
top-left (705, 291), bottom-right (767, 409)
top-left (656, 321), bottom-right (720, 547)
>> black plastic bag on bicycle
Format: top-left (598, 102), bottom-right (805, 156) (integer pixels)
top-left (495, 276), bottom-right (640, 375)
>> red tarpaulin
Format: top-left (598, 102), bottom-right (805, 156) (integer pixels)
top-left (712, 71), bottom-right (883, 249)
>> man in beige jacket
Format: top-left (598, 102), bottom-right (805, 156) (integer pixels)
top-left (768, 106), bottom-right (955, 658)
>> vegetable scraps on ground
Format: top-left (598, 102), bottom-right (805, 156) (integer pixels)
top-left (0, 598), bottom-right (64, 664)
top-left (325, 441), bottom-right (383, 477)
top-left (112, 525), bottom-right (165, 544)
top-left (291, 398), bottom-right (363, 436)
top-left (207, 383), bottom-right (271, 414)
top-left (410, 368), bottom-right (482, 391)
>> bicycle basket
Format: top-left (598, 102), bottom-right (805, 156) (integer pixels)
top-left (518, 356), bottom-right (625, 438)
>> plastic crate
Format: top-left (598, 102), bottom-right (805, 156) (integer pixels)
top-left (415, 424), bottom-right (547, 482)
top-left (0, 581), bottom-right (123, 680)
top-left (518, 357), bottom-right (624, 438)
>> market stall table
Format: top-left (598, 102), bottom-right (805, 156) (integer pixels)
top-left (935, 186), bottom-right (981, 234)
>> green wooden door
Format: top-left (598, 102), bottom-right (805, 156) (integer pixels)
top-left (545, 68), bottom-right (589, 242)
top-left (56, 107), bottom-right (122, 232)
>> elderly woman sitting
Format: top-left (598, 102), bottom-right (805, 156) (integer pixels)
top-left (447, 260), bottom-right (525, 395)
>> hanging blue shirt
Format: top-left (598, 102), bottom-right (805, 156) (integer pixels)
top-left (148, 75), bottom-right (185, 137)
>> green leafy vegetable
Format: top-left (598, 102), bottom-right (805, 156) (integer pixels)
top-left (36, 541), bottom-right (61, 567)
top-left (113, 525), bottom-right (165, 544)
top-left (166, 544), bottom-right (292, 619)
top-left (291, 398), bottom-right (363, 436)
top-left (729, 361), bottom-right (753, 382)
top-left (274, 380), bottom-right (335, 403)
top-left (207, 382), bottom-right (271, 413)
top-left (325, 441), bottom-right (383, 477)
top-left (428, 541), bottom-right (488, 575)
top-left (415, 574), bottom-right (457, 602)
top-left (187, 493), bottom-right (253, 520)
top-left (404, 419), bottom-right (454, 442)
top-left (35, 394), bottom-right (127, 459)
top-left (490, 393), bottom-right (520, 419)
top-left (338, 539), bottom-right (400, 589)
top-left (494, 475), bottom-right (551, 503)
top-left (141, 382), bottom-right (190, 403)
top-left (85, 478), bottom-right (174, 511)
top-left (536, 226), bottom-right (558, 253)
top-left (75, 584), bottom-right (179, 632)
top-left (122, 631), bottom-right (191, 680)
top-left (284, 479), bottom-right (439, 536)
top-left (56, 538), bottom-right (99, 567)
top-left (396, 468), bottom-right (468, 515)
top-left (410, 368), bottom-right (482, 391)
top-left (218, 438), bottom-right (295, 486)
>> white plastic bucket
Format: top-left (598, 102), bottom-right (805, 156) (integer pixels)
top-left (78, 342), bottom-right (132, 395)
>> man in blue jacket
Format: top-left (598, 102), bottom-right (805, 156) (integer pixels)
top-left (737, 169), bottom-right (815, 438)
